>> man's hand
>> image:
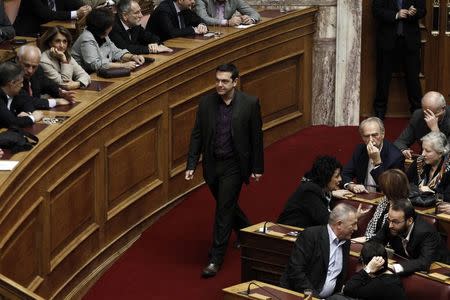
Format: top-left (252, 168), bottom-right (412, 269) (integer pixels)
top-left (77, 5), bottom-right (92, 19)
top-left (148, 43), bottom-right (158, 53)
top-left (398, 9), bottom-right (409, 18)
top-left (419, 185), bottom-right (434, 193)
top-left (241, 15), bottom-right (253, 25)
top-left (356, 203), bottom-right (371, 219)
top-left (55, 98), bottom-right (70, 106)
top-left (408, 5), bottom-right (417, 16)
top-left (251, 173), bottom-right (262, 182)
top-left (424, 108), bottom-right (440, 132)
top-left (437, 202), bottom-right (450, 214)
top-left (185, 170), bottom-right (194, 180)
top-left (157, 44), bottom-right (173, 53)
top-left (367, 141), bottom-right (381, 165)
top-left (332, 189), bottom-right (354, 199)
top-left (58, 88), bottom-right (76, 102)
top-left (402, 149), bottom-right (413, 159)
top-left (228, 16), bottom-right (242, 26)
top-left (365, 256), bottom-right (385, 274)
top-left (347, 183), bottom-right (368, 194)
top-left (194, 24), bottom-right (208, 34)
top-left (32, 110), bottom-right (44, 122)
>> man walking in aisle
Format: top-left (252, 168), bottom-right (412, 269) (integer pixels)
top-left (185, 63), bottom-right (264, 278)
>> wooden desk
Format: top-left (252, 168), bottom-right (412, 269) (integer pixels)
top-left (241, 222), bottom-right (450, 300)
top-left (223, 280), bottom-right (316, 300)
top-left (0, 37), bottom-right (36, 62)
top-left (0, 9), bottom-right (317, 299)
top-left (40, 20), bottom-right (77, 37)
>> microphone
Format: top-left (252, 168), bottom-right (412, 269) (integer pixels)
top-left (244, 281), bottom-right (282, 300)
top-left (263, 221), bottom-right (269, 234)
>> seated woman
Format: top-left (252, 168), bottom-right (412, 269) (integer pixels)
top-left (407, 132), bottom-right (450, 212)
top-left (364, 169), bottom-right (409, 239)
top-left (39, 26), bottom-right (91, 90)
top-left (71, 7), bottom-right (144, 73)
top-left (277, 156), bottom-right (353, 228)
top-left (343, 241), bottom-right (406, 300)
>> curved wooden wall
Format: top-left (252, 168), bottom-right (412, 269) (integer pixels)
top-left (0, 8), bottom-right (316, 299)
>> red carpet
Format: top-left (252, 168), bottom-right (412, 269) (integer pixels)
top-left (83, 118), bottom-right (409, 300)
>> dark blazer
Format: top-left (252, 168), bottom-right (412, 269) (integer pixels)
top-left (394, 106), bottom-right (450, 151)
top-left (280, 225), bottom-right (350, 296)
top-left (342, 140), bottom-right (404, 187)
top-left (0, 90), bottom-right (35, 128)
top-left (277, 180), bottom-right (332, 228)
top-left (372, 0), bottom-right (426, 51)
top-left (20, 66), bottom-right (60, 110)
top-left (372, 216), bottom-right (441, 274)
top-left (186, 90), bottom-right (264, 184)
top-left (13, 0), bottom-right (83, 37)
top-left (146, 0), bottom-right (203, 41)
top-left (109, 16), bottom-right (160, 55)
top-left (0, 1), bottom-right (15, 42)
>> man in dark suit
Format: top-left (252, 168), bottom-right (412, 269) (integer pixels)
top-left (280, 203), bottom-right (357, 298)
top-left (0, 62), bottom-right (43, 128)
top-left (0, 0), bottom-right (15, 42)
top-left (110, 0), bottom-right (172, 54)
top-left (394, 91), bottom-right (450, 159)
top-left (372, 0), bottom-right (426, 119)
top-left (13, 0), bottom-right (91, 37)
top-left (146, 0), bottom-right (208, 42)
top-left (372, 199), bottom-right (442, 274)
top-left (185, 63), bottom-right (264, 278)
top-left (342, 117), bottom-right (404, 193)
top-left (16, 45), bottom-right (73, 110)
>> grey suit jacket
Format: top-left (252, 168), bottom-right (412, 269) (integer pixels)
top-left (195, 0), bottom-right (260, 25)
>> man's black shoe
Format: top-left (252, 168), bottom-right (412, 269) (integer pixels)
top-left (201, 262), bottom-right (220, 278)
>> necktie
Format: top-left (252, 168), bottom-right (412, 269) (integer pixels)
top-left (178, 12), bottom-right (185, 29)
top-left (25, 80), bottom-right (33, 97)
top-left (48, 0), bottom-right (56, 11)
top-left (127, 28), bottom-right (132, 40)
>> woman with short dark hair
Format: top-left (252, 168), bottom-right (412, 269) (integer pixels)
top-left (39, 26), bottom-right (90, 89)
top-left (71, 7), bottom-right (144, 73)
top-left (277, 156), bottom-right (353, 228)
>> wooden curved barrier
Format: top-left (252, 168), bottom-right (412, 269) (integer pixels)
top-left (0, 8), bottom-right (316, 299)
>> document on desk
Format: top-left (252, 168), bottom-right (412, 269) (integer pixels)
top-left (235, 24), bottom-right (256, 29)
top-left (0, 160), bottom-right (19, 171)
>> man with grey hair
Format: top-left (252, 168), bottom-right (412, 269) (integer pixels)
top-left (342, 117), bottom-right (404, 193)
top-left (109, 0), bottom-right (173, 54)
top-left (16, 45), bottom-right (74, 110)
top-left (395, 91), bottom-right (450, 159)
top-left (280, 203), bottom-right (357, 298)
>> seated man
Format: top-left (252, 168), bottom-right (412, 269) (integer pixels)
top-left (16, 45), bottom-right (73, 110)
top-left (109, 0), bottom-right (172, 54)
top-left (13, 0), bottom-right (91, 37)
top-left (342, 117), bottom-right (404, 193)
top-left (372, 199), bottom-right (442, 274)
top-left (0, 0), bottom-right (15, 42)
top-left (395, 91), bottom-right (450, 159)
top-left (195, 0), bottom-right (260, 27)
top-left (280, 203), bottom-right (358, 298)
top-left (0, 62), bottom-right (43, 128)
top-left (146, 0), bottom-right (208, 42)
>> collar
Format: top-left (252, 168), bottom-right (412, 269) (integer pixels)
top-left (402, 221), bottom-right (415, 242)
top-left (120, 19), bottom-right (131, 31)
top-left (174, 2), bottom-right (182, 13)
top-left (327, 225), bottom-right (346, 247)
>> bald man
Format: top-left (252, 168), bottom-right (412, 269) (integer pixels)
top-left (394, 91), bottom-right (450, 159)
top-left (16, 45), bottom-right (74, 110)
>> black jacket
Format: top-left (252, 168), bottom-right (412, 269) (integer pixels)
top-left (280, 225), bottom-right (350, 297)
top-left (277, 180), bottom-right (331, 228)
top-left (13, 0), bottom-right (83, 37)
top-left (344, 270), bottom-right (406, 300)
top-left (109, 15), bottom-right (160, 55)
top-left (20, 66), bottom-right (60, 110)
top-left (372, 0), bottom-right (426, 51)
top-left (0, 89), bottom-right (35, 128)
top-left (186, 90), bottom-right (264, 184)
top-left (146, 0), bottom-right (203, 41)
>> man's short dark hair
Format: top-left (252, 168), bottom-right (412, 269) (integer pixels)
top-left (0, 62), bottom-right (23, 87)
top-left (304, 155), bottom-right (342, 189)
top-left (86, 8), bottom-right (115, 37)
top-left (360, 241), bottom-right (388, 274)
top-left (117, 0), bottom-right (133, 16)
top-left (216, 63), bottom-right (239, 80)
top-left (390, 198), bottom-right (416, 221)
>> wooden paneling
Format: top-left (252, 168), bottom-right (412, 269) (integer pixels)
top-left (0, 9), bottom-right (317, 299)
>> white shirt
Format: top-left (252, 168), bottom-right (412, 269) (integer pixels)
top-left (319, 225), bottom-right (345, 298)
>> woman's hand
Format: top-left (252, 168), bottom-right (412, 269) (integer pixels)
top-left (60, 80), bottom-right (80, 90)
top-left (437, 202), bottom-right (450, 214)
top-left (49, 47), bottom-right (68, 63)
top-left (332, 189), bottom-right (354, 199)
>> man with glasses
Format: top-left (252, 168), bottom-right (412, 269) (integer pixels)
top-left (342, 117), bottom-right (404, 193)
top-left (371, 199), bottom-right (441, 274)
top-left (395, 91), bottom-right (450, 159)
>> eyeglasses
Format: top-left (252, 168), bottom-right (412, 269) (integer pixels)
top-left (386, 218), bottom-right (405, 225)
